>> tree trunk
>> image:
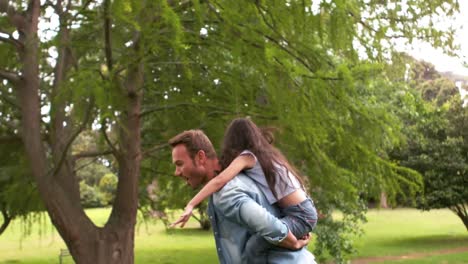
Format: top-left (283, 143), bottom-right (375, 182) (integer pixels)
top-left (65, 225), bottom-right (136, 263)
top-left (380, 192), bottom-right (388, 209)
top-left (452, 205), bottom-right (468, 232)
top-left (0, 208), bottom-right (12, 235)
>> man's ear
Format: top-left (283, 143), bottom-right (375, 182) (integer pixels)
top-left (196, 150), bottom-right (207, 165)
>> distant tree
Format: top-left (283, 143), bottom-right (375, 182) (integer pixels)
top-left (411, 96), bottom-right (468, 230)
top-left (390, 56), bottom-right (468, 230)
top-left (73, 131), bottom-right (116, 186)
top-left (76, 160), bottom-right (114, 187)
top-left (79, 181), bottom-right (103, 208)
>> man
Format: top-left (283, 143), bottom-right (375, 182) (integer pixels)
top-left (169, 129), bottom-right (316, 263)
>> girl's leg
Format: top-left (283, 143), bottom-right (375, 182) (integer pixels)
top-left (281, 198), bottom-right (317, 238)
top-left (242, 198), bottom-right (317, 263)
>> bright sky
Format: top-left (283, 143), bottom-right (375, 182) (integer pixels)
top-left (403, 1), bottom-right (468, 77)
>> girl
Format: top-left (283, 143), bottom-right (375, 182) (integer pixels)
top-left (171, 118), bottom-right (317, 261)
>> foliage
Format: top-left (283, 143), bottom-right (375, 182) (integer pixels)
top-left (390, 56), bottom-right (468, 230)
top-left (0, 140), bottom-right (43, 235)
top-left (79, 172), bottom-right (118, 208)
top-left (99, 173), bottom-right (118, 206)
top-left (137, 0), bottom-right (460, 260)
top-left (79, 181), bottom-right (104, 208)
top-left (413, 98), bottom-right (468, 230)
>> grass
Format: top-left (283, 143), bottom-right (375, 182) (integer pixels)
top-left (347, 208), bottom-right (468, 264)
top-left (351, 209), bottom-right (468, 259)
top-left (0, 208), bottom-right (466, 263)
top-left (380, 252), bottom-right (468, 264)
top-left (0, 209), bottom-right (218, 264)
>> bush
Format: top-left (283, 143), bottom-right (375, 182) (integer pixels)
top-left (99, 173), bottom-right (118, 206)
top-left (79, 181), bottom-right (103, 208)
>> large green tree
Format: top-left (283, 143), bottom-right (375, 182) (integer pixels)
top-left (390, 56), bottom-right (468, 230)
top-left (0, 0), bottom-right (461, 263)
top-left (0, 0), bottom-right (145, 262)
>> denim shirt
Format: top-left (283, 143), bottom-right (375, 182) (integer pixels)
top-left (207, 173), bottom-right (316, 264)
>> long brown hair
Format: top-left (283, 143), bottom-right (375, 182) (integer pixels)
top-left (220, 118), bottom-right (305, 199)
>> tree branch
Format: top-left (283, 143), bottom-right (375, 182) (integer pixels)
top-left (0, 135), bottom-right (22, 144)
top-left (0, 68), bottom-right (20, 84)
top-left (253, 4), bottom-right (319, 71)
top-left (0, 32), bottom-right (23, 49)
top-left (140, 166), bottom-right (167, 175)
top-left (50, 99), bottom-right (94, 178)
top-left (140, 103), bottom-right (194, 117)
top-left (141, 143), bottom-right (168, 159)
top-left (211, 1), bottom-right (330, 73)
top-left (0, 208), bottom-right (12, 236)
top-left (0, 93), bottom-right (20, 109)
top-left (101, 120), bottom-right (118, 157)
top-left (73, 149), bottom-right (114, 160)
top-left (104, 0), bottom-right (113, 70)
top-left (2, 3), bottom-right (26, 34)
top-left (73, 157), bottom-right (99, 173)
top-left (71, 0), bottom-right (94, 20)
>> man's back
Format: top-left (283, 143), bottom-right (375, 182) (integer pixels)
top-left (208, 173), bottom-right (315, 264)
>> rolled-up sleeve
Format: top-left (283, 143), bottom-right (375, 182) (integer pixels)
top-left (213, 180), bottom-right (288, 244)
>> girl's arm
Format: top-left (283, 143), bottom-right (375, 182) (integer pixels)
top-left (278, 231), bottom-right (311, 250)
top-left (170, 154), bottom-right (255, 228)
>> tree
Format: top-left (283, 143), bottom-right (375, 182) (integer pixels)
top-left (0, 0), bottom-right (461, 263)
top-left (0, 0), bottom-right (144, 262)
top-left (390, 56), bottom-right (468, 230)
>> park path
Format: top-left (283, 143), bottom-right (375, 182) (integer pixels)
top-left (350, 246), bottom-right (468, 263)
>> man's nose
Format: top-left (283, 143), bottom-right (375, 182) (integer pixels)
top-left (174, 168), bottom-right (181, 177)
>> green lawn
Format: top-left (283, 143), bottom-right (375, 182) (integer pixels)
top-left (0, 208), bottom-right (466, 263)
top-left (352, 209), bottom-right (467, 257)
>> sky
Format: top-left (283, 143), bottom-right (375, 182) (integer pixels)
top-left (402, 1), bottom-right (468, 77)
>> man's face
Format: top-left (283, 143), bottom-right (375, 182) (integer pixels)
top-left (172, 144), bottom-right (207, 189)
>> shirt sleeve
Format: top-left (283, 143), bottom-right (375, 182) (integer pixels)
top-left (239, 149), bottom-right (257, 163)
top-left (213, 177), bottom-right (288, 245)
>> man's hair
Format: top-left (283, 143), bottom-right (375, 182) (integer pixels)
top-left (168, 130), bottom-right (217, 159)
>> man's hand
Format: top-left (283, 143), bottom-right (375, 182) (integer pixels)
top-left (169, 205), bottom-right (194, 228)
top-left (278, 230), bottom-right (311, 250)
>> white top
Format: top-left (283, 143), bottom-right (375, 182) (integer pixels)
top-left (240, 150), bottom-right (302, 204)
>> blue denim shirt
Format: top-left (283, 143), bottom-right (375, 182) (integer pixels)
top-left (207, 173), bottom-right (316, 264)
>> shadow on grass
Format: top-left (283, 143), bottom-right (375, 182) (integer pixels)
top-left (137, 247), bottom-right (218, 264)
top-left (379, 235), bottom-right (468, 250)
top-left (164, 227), bottom-right (213, 237)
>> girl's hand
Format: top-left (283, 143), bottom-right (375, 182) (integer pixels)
top-left (170, 205), bottom-right (194, 228)
top-left (278, 230), bottom-right (311, 250)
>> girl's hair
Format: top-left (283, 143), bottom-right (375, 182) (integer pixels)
top-left (220, 118), bottom-right (305, 199)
